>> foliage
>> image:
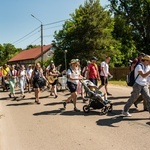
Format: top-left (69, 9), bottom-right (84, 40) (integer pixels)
top-left (53, 0), bottom-right (123, 68)
top-left (26, 44), bottom-right (40, 50)
top-left (0, 43), bottom-right (22, 66)
top-left (109, 0), bottom-right (150, 56)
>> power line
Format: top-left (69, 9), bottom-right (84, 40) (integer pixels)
top-left (14, 30), bottom-right (40, 45)
top-left (13, 26), bottom-right (40, 44)
top-left (44, 18), bottom-right (71, 26)
top-left (29, 37), bottom-right (41, 45)
top-left (13, 18), bottom-right (71, 47)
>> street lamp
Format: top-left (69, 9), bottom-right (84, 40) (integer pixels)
top-left (31, 14), bottom-right (43, 66)
top-left (64, 50), bottom-right (67, 71)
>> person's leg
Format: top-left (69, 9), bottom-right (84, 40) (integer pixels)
top-left (53, 85), bottom-right (58, 98)
top-left (123, 83), bottom-right (142, 114)
top-left (134, 95), bottom-right (143, 108)
top-left (98, 76), bottom-right (104, 90)
top-left (141, 85), bottom-right (150, 112)
top-left (19, 78), bottom-right (25, 97)
top-left (35, 88), bottom-right (40, 104)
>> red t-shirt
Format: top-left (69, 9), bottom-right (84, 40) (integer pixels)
top-left (0, 71), bottom-right (2, 76)
top-left (88, 63), bottom-right (98, 79)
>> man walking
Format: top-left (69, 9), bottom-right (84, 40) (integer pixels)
top-left (122, 55), bottom-right (150, 117)
top-left (98, 56), bottom-right (113, 95)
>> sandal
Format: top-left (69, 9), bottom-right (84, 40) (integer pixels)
top-left (50, 93), bottom-right (54, 96)
top-left (35, 100), bottom-right (40, 104)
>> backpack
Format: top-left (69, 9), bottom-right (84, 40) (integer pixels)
top-left (126, 64), bottom-right (142, 87)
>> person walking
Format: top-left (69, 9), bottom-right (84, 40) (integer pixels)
top-left (8, 65), bottom-right (17, 100)
top-left (18, 65), bottom-right (26, 98)
top-left (98, 56), bottom-right (113, 95)
top-left (26, 64), bottom-right (33, 93)
top-left (47, 63), bottom-right (59, 98)
top-left (63, 59), bottom-right (83, 111)
top-left (122, 55), bottom-right (150, 117)
top-left (31, 63), bottom-right (46, 104)
top-left (87, 57), bottom-right (100, 86)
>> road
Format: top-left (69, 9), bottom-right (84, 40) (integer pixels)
top-left (0, 85), bottom-right (150, 150)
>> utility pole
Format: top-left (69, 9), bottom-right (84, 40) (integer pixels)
top-left (31, 14), bottom-right (43, 66)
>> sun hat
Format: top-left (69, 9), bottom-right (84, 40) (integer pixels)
top-left (87, 61), bottom-right (91, 64)
top-left (142, 55), bottom-right (150, 61)
top-left (139, 53), bottom-right (145, 57)
top-left (69, 59), bottom-right (79, 65)
top-left (91, 56), bottom-right (98, 61)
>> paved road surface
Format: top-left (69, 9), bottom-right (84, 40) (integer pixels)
top-left (0, 85), bottom-right (150, 150)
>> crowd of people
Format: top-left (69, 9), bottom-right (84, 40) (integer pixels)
top-left (0, 54), bottom-right (150, 116)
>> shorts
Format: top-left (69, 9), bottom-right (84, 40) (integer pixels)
top-left (51, 79), bottom-right (58, 86)
top-left (89, 78), bottom-right (98, 86)
top-left (67, 81), bottom-right (77, 93)
top-left (100, 76), bottom-right (108, 85)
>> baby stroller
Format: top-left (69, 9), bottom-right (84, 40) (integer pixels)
top-left (2, 76), bottom-right (9, 91)
top-left (81, 80), bottom-right (112, 115)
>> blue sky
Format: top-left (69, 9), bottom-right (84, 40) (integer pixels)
top-left (0, 0), bottom-right (109, 49)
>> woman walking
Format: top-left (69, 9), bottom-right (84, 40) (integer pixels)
top-left (8, 65), bottom-right (17, 100)
top-left (31, 63), bottom-right (46, 104)
top-left (18, 65), bottom-right (26, 98)
top-left (63, 59), bottom-right (83, 112)
top-left (48, 63), bottom-right (59, 98)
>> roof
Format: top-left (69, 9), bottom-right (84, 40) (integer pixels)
top-left (8, 45), bottom-right (52, 62)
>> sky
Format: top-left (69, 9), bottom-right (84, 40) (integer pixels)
top-left (0, 0), bottom-right (109, 49)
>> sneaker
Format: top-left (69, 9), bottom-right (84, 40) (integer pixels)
top-left (63, 102), bottom-right (66, 109)
top-left (122, 110), bottom-right (132, 117)
top-left (74, 107), bottom-right (80, 112)
top-left (83, 98), bottom-right (88, 102)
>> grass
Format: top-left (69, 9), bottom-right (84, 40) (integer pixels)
top-left (108, 80), bottom-right (127, 86)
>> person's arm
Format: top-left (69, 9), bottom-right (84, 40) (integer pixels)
top-left (138, 70), bottom-right (150, 78)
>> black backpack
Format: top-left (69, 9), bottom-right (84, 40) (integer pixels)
top-left (126, 64), bottom-right (142, 87)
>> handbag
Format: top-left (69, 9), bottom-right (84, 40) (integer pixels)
top-left (37, 76), bottom-right (46, 87)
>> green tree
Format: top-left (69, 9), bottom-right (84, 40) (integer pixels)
top-left (0, 43), bottom-right (21, 66)
top-left (26, 44), bottom-right (40, 50)
top-left (53, 0), bottom-right (122, 67)
top-left (109, 0), bottom-right (150, 55)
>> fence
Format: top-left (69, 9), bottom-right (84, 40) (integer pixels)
top-left (109, 67), bottom-right (130, 80)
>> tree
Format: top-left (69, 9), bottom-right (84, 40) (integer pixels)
top-left (109, 0), bottom-right (150, 55)
top-left (26, 44), bottom-right (40, 50)
top-left (0, 43), bottom-right (22, 66)
top-left (53, 0), bottom-right (122, 67)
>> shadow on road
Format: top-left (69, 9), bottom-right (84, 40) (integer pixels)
top-left (44, 102), bottom-right (63, 106)
top-left (96, 116), bottom-right (149, 127)
top-left (6, 102), bottom-right (34, 106)
top-left (109, 96), bottom-right (130, 100)
top-left (33, 109), bottom-right (63, 116)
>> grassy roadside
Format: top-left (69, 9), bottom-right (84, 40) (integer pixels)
top-left (108, 80), bottom-right (127, 86)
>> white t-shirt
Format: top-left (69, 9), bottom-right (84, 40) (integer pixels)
top-left (100, 61), bottom-right (109, 77)
top-left (26, 69), bottom-right (33, 78)
top-left (135, 64), bottom-right (150, 86)
top-left (67, 68), bottom-right (80, 85)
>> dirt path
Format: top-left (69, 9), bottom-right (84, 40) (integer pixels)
top-left (0, 85), bottom-right (150, 150)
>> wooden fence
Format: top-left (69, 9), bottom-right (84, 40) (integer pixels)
top-left (109, 67), bottom-right (130, 80)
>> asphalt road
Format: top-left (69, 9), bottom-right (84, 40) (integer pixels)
top-left (0, 85), bottom-right (150, 150)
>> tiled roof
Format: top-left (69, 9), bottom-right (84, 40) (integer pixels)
top-left (8, 44), bottom-right (52, 62)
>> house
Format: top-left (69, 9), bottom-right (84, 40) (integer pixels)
top-left (8, 44), bottom-right (53, 66)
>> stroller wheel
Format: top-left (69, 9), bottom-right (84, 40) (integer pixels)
top-left (100, 106), bottom-right (108, 115)
top-left (83, 105), bottom-right (90, 113)
top-left (108, 104), bottom-right (113, 112)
